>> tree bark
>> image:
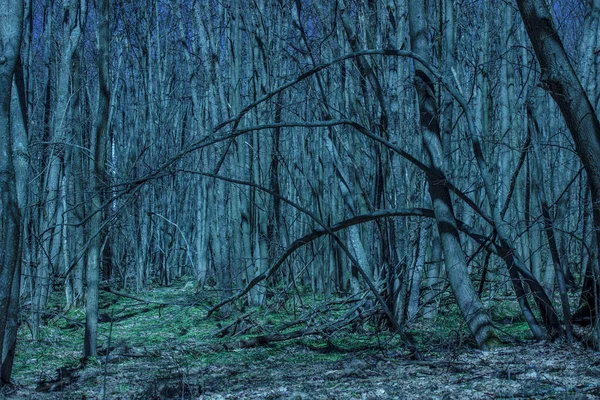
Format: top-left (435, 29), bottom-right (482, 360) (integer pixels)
top-left (528, 102), bottom-right (573, 341)
top-left (407, 0), bottom-right (500, 349)
top-left (516, 0), bottom-right (600, 347)
top-left (85, 0), bottom-right (109, 358)
top-left (0, 0), bottom-right (24, 386)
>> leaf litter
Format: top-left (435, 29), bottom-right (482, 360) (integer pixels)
top-left (4, 283), bottom-right (600, 399)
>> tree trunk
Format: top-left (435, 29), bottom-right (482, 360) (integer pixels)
top-left (0, 0), bottom-right (24, 386)
top-left (516, 0), bottom-right (600, 347)
top-left (528, 102), bottom-right (573, 341)
top-left (407, 0), bottom-right (500, 349)
top-left (85, 0), bottom-right (109, 358)
top-left (2, 44), bottom-right (29, 383)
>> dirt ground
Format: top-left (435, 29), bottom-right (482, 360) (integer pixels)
top-left (3, 340), bottom-right (600, 399)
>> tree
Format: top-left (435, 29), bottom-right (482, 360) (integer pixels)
top-left (0, 0), bottom-right (24, 385)
top-left (407, 0), bottom-right (500, 349)
top-left (32, 0), bottom-right (87, 339)
top-left (84, 0), bottom-right (110, 359)
top-left (9, 0), bottom-right (600, 367)
top-left (516, 0), bottom-right (600, 347)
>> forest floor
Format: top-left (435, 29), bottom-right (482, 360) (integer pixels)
top-left (3, 281), bottom-right (600, 399)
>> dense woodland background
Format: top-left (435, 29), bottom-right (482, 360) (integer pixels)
top-left (1, 0), bottom-right (600, 392)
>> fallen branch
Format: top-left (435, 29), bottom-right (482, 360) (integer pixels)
top-left (206, 208), bottom-right (434, 317)
top-left (101, 287), bottom-right (195, 307)
top-left (206, 207), bottom-right (494, 319)
top-left (213, 310), bottom-right (258, 338)
top-left (218, 297), bottom-right (401, 353)
top-left (222, 307), bottom-right (372, 350)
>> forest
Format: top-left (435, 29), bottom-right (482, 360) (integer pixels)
top-left (1, 0), bottom-right (600, 398)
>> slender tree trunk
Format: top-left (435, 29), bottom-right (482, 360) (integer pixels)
top-left (85, 0), bottom-right (109, 358)
top-left (528, 102), bottom-right (573, 341)
top-left (423, 233), bottom-right (443, 320)
top-left (407, 220), bottom-right (429, 320)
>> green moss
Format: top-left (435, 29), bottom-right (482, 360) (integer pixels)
top-left (482, 331), bottom-right (505, 350)
top-left (12, 281), bottom-right (545, 396)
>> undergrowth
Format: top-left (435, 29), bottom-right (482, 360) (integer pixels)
top-left (11, 279), bottom-right (544, 398)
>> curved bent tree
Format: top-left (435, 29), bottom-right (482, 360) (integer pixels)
top-left (516, 0), bottom-right (600, 347)
top-left (408, 0), bottom-right (500, 348)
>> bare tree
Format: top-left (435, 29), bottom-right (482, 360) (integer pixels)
top-left (0, 0), bottom-right (24, 385)
top-left (516, 0), bottom-right (600, 347)
top-left (84, 0), bottom-right (110, 358)
top-left (407, 0), bottom-right (500, 349)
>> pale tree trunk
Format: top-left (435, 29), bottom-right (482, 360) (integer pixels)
top-left (85, 0), bottom-right (109, 358)
top-left (176, 4), bottom-right (208, 285)
top-left (528, 161), bottom-right (544, 281)
top-left (578, 0), bottom-right (600, 111)
top-left (18, 0), bottom-right (33, 304)
top-left (516, 0), bottom-right (600, 347)
top-left (407, 219), bottom-right (429, 320)
top-left (496, 2), bottom-right (518, 295)
top-left (248, 1), bottom-right (270, 305)
top-left (67, 48), bottom-right (85, 306)
top-left (34, 0), bottom-right (86, 340)
top-left (195, 183), bottom-right (209, 285)
top-left (33, 3), bottom-right (55, 336)
top-left (423, 233), bottom-right (443, 320)
top-left (386, 1), bottom-right (411, 321)
top-left (270, 93), bottom-right (289, 275)
top-left (422, 0), bottom-right (455, 317)
top-left (195, 0), bottom-right (231, 300)
top-left (226, 0), bottom-right (254, 305)
top-left (499, 5), bottom-right (535, 290)
top-left (0, 0), bottom-right (24, 386)
top-left (528, 102), bottom-right (573, 341)
top-left (322, 129), bottom-right (370, 293)
top-left (407, 0), bottom-right (500, 349)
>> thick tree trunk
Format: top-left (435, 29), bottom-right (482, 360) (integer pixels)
top-left (516, 0), bottom-right (600, 347)
top-left (2, 44), bottom-right (28, 384)
top-left (407, 0), bottom-right (499, 349)
top-left (0, 0), bottom-right (24, 386)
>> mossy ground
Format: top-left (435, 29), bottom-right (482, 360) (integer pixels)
top-left (5, 281), bottom-right (599, 399)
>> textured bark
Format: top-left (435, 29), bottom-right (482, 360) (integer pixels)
top-left (34, 0), bottom-right (86, 340)
top-left (578, 0), bottom-right (600, 109)
top-left (408, 0), bottom-right (499, 349)
top-left (574, 0), bottom-right (600, 330)
top-left (516, 0), bottom-right (600, 346)
top-left (2, 47), bottom-right (28, 384)
top-left (85, 0), bottom-right (109, 358)
top-left (407, 220), bottom-right (429, 320)
top-left (0, 0), bottom-right (23, 386)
